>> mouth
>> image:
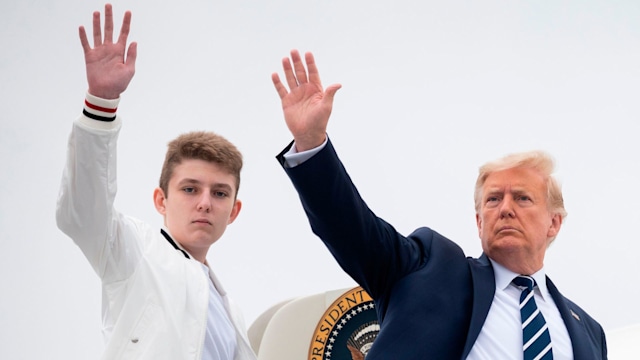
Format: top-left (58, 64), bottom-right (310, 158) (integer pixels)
top-left (192, 219), bottom-right (212, 225)
top-left (497, 226), bottom-right (519, 234)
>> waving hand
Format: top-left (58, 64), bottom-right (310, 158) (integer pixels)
top-left (272, 50), bottom-right (341, 151)
top-left (79, 3), bottom-right (137, 99)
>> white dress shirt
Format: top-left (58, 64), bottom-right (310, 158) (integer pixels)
top-left (467, 259), bottom-right (573, 359)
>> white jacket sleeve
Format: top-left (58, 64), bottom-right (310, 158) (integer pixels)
top-left (56, 94), bottom-right (142, 283)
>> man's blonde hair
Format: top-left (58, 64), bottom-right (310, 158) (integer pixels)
top-left (474, 150), bottom-right (567, 223)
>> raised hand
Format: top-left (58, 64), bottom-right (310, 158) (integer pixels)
top-left (272, 50), bottom-right (341, 152)
top-left (79, 3), bottom-right (137, 99)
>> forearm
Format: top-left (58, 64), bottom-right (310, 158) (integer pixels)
top-left (280, 140), bottom-right (423, 296)
top-left (56, 94), bottom-right (121, 274)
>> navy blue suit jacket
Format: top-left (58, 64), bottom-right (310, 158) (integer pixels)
top-left (277, 139), bottom-right (607, 359)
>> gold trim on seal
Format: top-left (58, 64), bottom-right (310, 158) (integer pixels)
top-left (308, 286), bottom-right (376, 360)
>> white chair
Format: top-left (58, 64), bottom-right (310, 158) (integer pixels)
top-left (248, 286), bottom-right (378, 360)
top-left (247, 298), bottom-right (295, 355)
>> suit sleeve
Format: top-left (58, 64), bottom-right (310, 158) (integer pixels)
top-left (276, 139), bottom-right (428, 299)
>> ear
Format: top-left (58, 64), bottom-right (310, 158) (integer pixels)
top-left (547, 213), bottom-right (563, 239)
top-left (227, 199), bottom-right (242, 225)
top-left (153, 187), bottom-right (167, 215)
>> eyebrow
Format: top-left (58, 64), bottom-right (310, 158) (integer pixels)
top-left (176, 178), bottom-right (234, 191)
top-left (177, 178), bottom-right (201, 186)
top-left (486, 188), bottom-right (536, 199)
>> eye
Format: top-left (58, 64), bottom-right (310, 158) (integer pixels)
top-left (517, 195), bottom-right (532, 202)
top-left (213, 191), bottom-right (228, 198)
top-left (182, 187), bottom-right (196, 194)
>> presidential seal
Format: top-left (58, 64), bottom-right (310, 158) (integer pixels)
top-left (308, 286), bottom-right (379, 360)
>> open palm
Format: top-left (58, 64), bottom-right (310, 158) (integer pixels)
top-left (272, 50), bottom-right (341, 151)
top-left (80, 4), bottom-right (137, 99)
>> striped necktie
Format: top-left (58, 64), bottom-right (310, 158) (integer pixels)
top-left (512, 275), bottom-right (553, 360)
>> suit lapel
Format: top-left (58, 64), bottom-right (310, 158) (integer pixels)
top-left (462, 254), bottom-right (495, 359)
top-left (459, 262), bottom-right (598, 359)
top-left (546, 277), bottom-right (596, 360)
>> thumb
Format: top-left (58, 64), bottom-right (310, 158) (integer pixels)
top-left (125, 42), bottom-right (138, 69)
top-left (324, 83), bottom-right (342, 102)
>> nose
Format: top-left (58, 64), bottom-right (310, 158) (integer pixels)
top-left (499, 196), bottom-right (515, 219)
top-left (197, 194), bottom-right (211, 213)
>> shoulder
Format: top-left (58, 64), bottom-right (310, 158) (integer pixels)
top-left (408, 227), bottom-right (470, 260)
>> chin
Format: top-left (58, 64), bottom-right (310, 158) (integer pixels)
top-left (184, 233), bottom-right (218, 247)
top-left (485, 237), bottom-right (524, 254)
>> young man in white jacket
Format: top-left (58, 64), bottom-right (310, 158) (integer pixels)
top-left (56, 4), bottom-right (257, 359)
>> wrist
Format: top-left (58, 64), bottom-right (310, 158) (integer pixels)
top-left (294, 134), bottom-right (327, 152)
top-left (87, 87), bottom-right (121, 100)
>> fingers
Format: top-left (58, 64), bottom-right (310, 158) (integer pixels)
top-left (78, 26), bottom-right (91, 53)
top-left (282, 56), bottom-right (298, 90)
top-left (305, 52), bottom-right (322, 88)
top-left (276, 49), bottom-right (319, 91)
top-left (117, 11), bottom-right (132, 46)
top-left (273, 49), bottom-right (341, 102)
top-left (92, 11), bottom-right (102, 47)
top-left (290, 50), bottom-right (309, 85)
top-left (85, 5), bottom-right (131, 50)
top-left (104, 3), bottom-right (114, 44)
top-left (271, 73), bottom-right (289, 100)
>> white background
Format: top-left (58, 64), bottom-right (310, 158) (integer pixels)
top-left (1, 1), bottom-right (639, 358)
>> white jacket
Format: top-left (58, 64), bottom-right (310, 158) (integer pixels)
top-left (56, 97), bottom-right (257, 360)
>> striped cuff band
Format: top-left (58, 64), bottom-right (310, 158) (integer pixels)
top-left (83, 95), bottom-right (119, 122)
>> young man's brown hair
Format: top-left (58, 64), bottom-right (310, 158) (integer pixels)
top-left (159, 131), bottom-right (243, 197)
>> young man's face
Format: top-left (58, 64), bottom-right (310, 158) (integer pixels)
top-left (154, 159), bottom-right (241, 262)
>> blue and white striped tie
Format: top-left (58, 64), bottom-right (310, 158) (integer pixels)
top-left (512, 275), bottom-right (553, 360)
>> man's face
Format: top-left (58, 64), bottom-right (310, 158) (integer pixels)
top-left (476, 166), bottom-right (561, 273)
top-left (154, 159), bottom-right (241, 261)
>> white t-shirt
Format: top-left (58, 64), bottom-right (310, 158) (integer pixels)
top-left (200, 263), bottom-right (237, 360)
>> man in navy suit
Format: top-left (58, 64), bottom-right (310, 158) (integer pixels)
top-left (271, 50), bottom-right (607, 359)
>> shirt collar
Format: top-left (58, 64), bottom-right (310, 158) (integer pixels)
top-left (489, 258), bottom-right (550, 301)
